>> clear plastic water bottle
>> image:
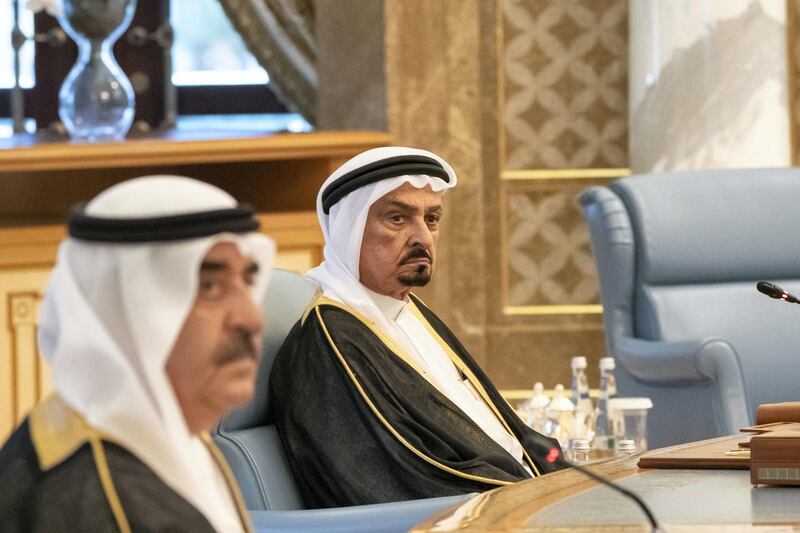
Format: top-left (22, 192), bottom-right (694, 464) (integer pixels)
top-left (570, 356), bottom-right (594, 440)
top-left (544, 384), bottom-right (575, 445)
top-left (570, 439), bottom-right (591, 463)
top-left (517, 382), bottom-right (550, 432)
top-left (594, 357), bottom-right (617, 450)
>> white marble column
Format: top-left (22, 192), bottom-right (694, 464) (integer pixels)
top-left (629, 0), bottom-right (790, 173)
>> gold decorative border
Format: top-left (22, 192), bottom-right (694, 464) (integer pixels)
top-left (502, 168), bottom-right (630, 181)
top-left (503, 305), bottom-right (603, 316)
top-left (7, 291), bottom-right (42, 427)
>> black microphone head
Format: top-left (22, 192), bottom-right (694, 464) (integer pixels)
top-left (757, 281), bottom-right (785, 299)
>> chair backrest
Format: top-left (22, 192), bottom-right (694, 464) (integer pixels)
top-left (215, 268), bottom-right (318, 511)
top-left (581, 168), bottom-right (800, 444)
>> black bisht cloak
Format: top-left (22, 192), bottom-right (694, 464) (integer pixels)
top-left (0, 395), bottom-right (250, 532)
top-left (270, 293), bottom-right (565, 509)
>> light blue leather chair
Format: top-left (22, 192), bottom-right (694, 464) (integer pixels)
top-left (214, 269), bottom-right (470, 532)
top-left (579, 168), bottom-right (800, 449)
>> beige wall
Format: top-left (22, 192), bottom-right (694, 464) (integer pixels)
top-left (629, 0), bottom-right (790, 172)
top-left (385, 0), bottom-right (629, 389)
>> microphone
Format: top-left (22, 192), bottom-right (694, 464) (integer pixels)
top-left (756, 281), bottom-right (800, 304)
top-left (536, 441), bottom-right (661, 532)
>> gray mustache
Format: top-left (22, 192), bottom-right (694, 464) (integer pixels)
top-left (217, 332), bottom-right (257, 365)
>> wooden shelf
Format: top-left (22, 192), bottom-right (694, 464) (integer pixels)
top-left (0, 130), bottom-right (390, 226)
top-left (0, 130), bottom-right (392, 173)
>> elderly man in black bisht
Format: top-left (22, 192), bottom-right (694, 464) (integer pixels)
top-left (270, 147), bottom-right (564, 509)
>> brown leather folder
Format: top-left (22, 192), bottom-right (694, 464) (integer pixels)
top-left (638, 434), bottom-right (751, 470)
top-left (639, 421), bottom-right (800, 470)
top-left (756, 402), bottom-right (800, 425)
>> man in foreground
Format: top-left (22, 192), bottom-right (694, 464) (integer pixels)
top-left (270, 147), bottom-right (564, 508)
top-left (0, 176), bottom-right (275, 532)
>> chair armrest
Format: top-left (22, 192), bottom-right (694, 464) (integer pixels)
top-left (615, 335), bottom-right (751, 432)
top-left (249, 494), bottom-right (474, 533)
top-left (615, 335), bottom-right (740, 384)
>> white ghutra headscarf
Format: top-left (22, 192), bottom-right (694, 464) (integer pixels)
top-left (38, 176), bottom-right (275, 533)
top-left (307, 147), bottom-right (457, 340)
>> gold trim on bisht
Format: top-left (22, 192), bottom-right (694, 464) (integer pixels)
top-left (310, 294), bottom-right (534, 485)
top-left (407, 297), bottom-right (541, 477)
top-left (30, 394), bottom-right (132, 533)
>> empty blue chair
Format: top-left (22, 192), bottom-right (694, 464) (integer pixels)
top-left (579, 169), bottom-right (800, 449)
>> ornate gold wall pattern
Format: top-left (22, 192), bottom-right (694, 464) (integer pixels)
top-left (501, 0), bottom-right (628, 170)
top-left (502, 180), bottom-right (606, 311)
top-left (384, 0), bottom-right (627, 387)
top-left (498, 0), bottom-right (628, 314)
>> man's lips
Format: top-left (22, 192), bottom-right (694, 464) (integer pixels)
top-left (403, 258), bottom-right (431, 266)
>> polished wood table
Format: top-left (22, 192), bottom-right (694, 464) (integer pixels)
top-left (412, 438), bottom-right (800, 532)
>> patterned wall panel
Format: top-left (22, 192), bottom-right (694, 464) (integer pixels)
top-left (503, 181), bottom-right (602, 310)
top-left (502, 0), bottom-right (628, 170)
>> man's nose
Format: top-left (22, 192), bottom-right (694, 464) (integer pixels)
top-left (228, 288), bottom-right (262, 336)
top-left (408, 217), bottom-right (434, 249)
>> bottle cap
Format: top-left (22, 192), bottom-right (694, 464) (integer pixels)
top-left (608, 397), bottom-right (653, 411)
top-left (616, 439), bottom-right (636, 452)
top-left (571, 439), bottom-right (590, 451)
top-left (546, 384), bottom-right (575, 412)
top-left (521, 382), bottom-right (550, 409)
top-left (570, 356), bottom-right (587, 369)
top-left (599, 357), bottom-right (615, 370)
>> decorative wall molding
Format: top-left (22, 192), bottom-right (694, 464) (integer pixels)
top-left (500, 0), bottom-right (628, 171)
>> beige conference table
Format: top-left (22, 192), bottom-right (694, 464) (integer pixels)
top-left (411, 435), bottom-right (800, 532)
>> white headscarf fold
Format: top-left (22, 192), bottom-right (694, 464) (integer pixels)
top-left (307, 147), bottom-right (457, 341)
top-left (38, 176), bottom-right (275, 533)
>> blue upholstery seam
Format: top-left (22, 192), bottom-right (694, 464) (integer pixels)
top-left (217, 431), bottom-right (272, 510)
